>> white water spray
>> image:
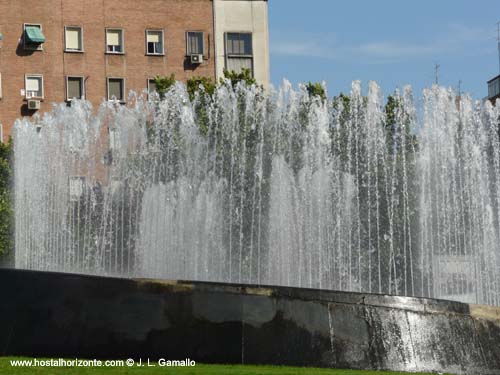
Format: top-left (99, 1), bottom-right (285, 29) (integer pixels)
top-left (14, 81), bottom-right (500, 306)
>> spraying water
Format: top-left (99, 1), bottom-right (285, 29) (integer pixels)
top-left (14, 80), bottom-right (500, 306)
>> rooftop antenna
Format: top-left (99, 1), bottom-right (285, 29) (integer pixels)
top-left (434, 63), bottom-right (440, 85)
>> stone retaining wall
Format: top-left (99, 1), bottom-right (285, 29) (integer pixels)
top-left (0, 269), bottom-right (499, 374)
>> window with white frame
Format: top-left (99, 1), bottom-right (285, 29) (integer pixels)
top-left (186, 31), bottom-right (204, 55)
top-left (25, 75), bottom-right (43, 99)
top-left (146, 30), bottom-right (163, 55)
top-left (106, 28), bottom-right (124, 53)
top-left (23, 23), bottom-right (45, 50)
top-left (65, 26), bottom-right (83, 52)
top-left (147, 79), bottom-right (157, 97)
top-left (69, 176), bottom-right (85, 202)
top-left (107, 77), bottom-right (125, 102)
top-left (66, 76), bottom-right (85, 101)
top-left (225, 32), bottom-right (253, 76)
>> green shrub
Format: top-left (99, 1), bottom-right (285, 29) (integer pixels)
top-left (0, 138), bottom-right (13, 265)
top-left (187, 76), bottom-right (216, 101)
top-left (306, 82), bottom-right (327, 101)
top-left (153, 74), bottom-right (176, 98)
top-left (222, 68), bottom-right (257, 88)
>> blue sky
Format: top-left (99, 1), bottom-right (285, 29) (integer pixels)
top-left (268, 0), bottom-right (499, 99)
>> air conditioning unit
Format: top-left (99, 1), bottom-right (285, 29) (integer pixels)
top-left (190, 54), bottom-right (203, 64)
top-left (27, 99), bottom-right (41, 110)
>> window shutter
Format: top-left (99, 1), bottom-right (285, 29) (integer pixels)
top-left (26, 77), bottom-right (40, 91)
top-left (187, 32), bottom-right (203, 55)
top-left (227, 57), bottom-right (253, 74)
top-left (226, 33), bottom-right (236, 54)
top-left (187, 33), bottom-right (194, 54)
top-left (107, 30), bottom-right (120, 46)
top-left (109, 79), bottom-right (123, 100)
top-left (68, 77), bottom-right (81, 99)
top-left (66, 28), bottom-right (80, 50)
top-left (147, 32), bottom-right (160, 43)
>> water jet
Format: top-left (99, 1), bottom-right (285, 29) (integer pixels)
top-left (5, 80), bottom-right (500, 373)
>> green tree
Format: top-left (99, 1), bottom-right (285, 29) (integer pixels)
top-left (383, 94), bottom-right (419, 295)
top-left (0, 138), bottom-right (14, 265)
top-left (187, 76), bottom-right (216, 102)
top-left (331, 93), bottom-right (351, 165)
top-left (222, 68), bottom-right (257, 87)
top-left (153, 74), bottom-right (176, 98)
top-left (187, 76), bottom-right (216, 136)
top-left (305, 82), bottom-right (327, 101)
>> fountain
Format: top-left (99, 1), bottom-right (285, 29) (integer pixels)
top-left (13, 80), bottom-right (500, 306)
top-left (4, 80), bottom-right (500, 373)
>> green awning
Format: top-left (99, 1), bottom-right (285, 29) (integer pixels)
top-left (25, 26), bottom-right (45, 44)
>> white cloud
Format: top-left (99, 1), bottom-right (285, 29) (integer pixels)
top-left (352, 42), bottom-right (436, 59)
top-left (271, 31), bottom-right (338, 59)
top-left (270, 24), bottom-right (495, 64)
top-left (272, 41), bottom-right (325, 58)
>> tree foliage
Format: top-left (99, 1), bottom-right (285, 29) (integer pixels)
top-left (186, 76), bottom-right (216, 102)
top-left (153, 74), bottom-right (176, 98)
top-left (306, 82), bottom-right (327, 101)
top-left (155, 68), bottom-right (257, 104)
top-left (0, 138), bottom-right (13, 264)
top-left (222, 68), bottom-right (257, 88)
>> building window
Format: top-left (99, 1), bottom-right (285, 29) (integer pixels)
top-left (109, 128), bottom-right (120, 151)
top-left (25, 75), bottom-right (43, 99)
top-left (146, 30), bottom-right (164, 55)
top-left (66, 76), bottom-right (85, 101)
top-left (23, 24), bottom-right (46, 51)
top-left (69, 176), bottom-right (85, 202)
top-left (106, 28), bottom-right (124, 54)
top-left (65, 26), bottom-right (83, 52)
top-left (107, 78), bottom-right (125, 102)
top-left (488, 76), bottom-right (500, 99)
top-left (186, 31), bottom-right (204, 55)
top-left (147, 79), bottom-right (157, 98)
top-left (225, 32), bottom-right (253, 76)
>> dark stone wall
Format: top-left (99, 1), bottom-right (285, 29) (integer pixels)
top-left (0, 268), bottom-right (499, 374)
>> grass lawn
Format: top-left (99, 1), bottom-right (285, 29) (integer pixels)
top-left (0, 357), bottom-right (444, 375)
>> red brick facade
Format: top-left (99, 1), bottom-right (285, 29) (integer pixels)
top-left (0, 0), bottom-right (215, 141)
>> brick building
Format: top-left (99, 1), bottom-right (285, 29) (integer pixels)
top-left (0, 0), bottom-right (270, 141)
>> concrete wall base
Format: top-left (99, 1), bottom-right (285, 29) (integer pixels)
top-left (0, 269), bottom-right (499, 374)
